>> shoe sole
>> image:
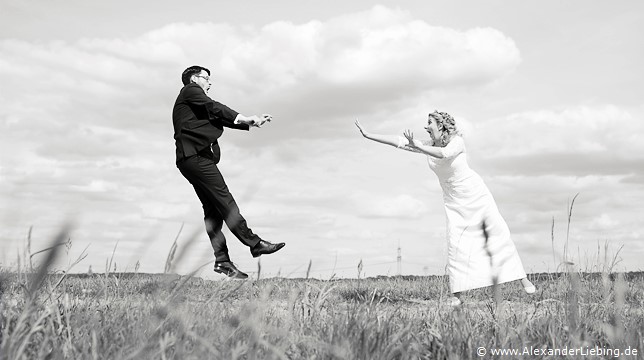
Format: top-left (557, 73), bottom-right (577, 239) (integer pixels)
top-left (251, 243), bottom-right (285, 258)
top-left (214, 269), bottom-right (248, 279)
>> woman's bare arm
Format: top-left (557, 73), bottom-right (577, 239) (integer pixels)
top-left (355, 119), bottom-right (401, 147)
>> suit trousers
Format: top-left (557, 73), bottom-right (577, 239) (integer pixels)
top-left (177, 152), bottom-right (261, 263)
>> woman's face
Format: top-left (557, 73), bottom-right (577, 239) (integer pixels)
top-left (424, 115), bottom-right (440, 140)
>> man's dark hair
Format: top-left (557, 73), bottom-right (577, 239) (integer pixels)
top-left (181, 65), bottom-right (210, 85)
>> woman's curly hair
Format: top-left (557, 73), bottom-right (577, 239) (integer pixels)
top-left (430, 110), bottom-right (460, 147)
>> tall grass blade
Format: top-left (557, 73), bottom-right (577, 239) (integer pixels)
top-left (27, 224), bottom-right (71, 300)
top-left (305, 259), bottom-right (312, 279)
top-left (164, 223), bottom-right (182, 273)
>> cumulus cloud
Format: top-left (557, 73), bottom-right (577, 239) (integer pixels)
top-left (249, 6), bottom-right (522, 89)
top-left (1, 5), bottom-right (522, 143)
top-left (491, 105), bottom-right (640, 154)
top-left (0, 4), bottom-right (524, 206)
top-left (235, 6), bottom-right (521, 124)
top-left (466, 105), bottom-right (644, 177)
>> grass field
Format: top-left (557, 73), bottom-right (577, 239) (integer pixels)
top-left (2, 264), bottom-right (643, 359)
top-left (2, 215), bottom-right (644, 359)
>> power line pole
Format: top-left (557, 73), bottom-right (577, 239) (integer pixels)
top-left (397, 242), bottom-right (402, 276)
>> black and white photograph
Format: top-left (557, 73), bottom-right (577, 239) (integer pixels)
top-left (1, 1), bottom-right (643, 358)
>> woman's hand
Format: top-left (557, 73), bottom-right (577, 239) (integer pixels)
top-left (354, 121), bottom-right (400, 148)
top-left (355, 119), bottom-right (369, 138)
top-left (404, 129), bottom-right (416, 147)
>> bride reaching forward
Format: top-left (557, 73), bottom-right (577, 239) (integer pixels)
top-left (355, 111), bottom-right (535, 306)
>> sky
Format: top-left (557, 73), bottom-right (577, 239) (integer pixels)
top-left (1, 0), bottom-right (643, 279)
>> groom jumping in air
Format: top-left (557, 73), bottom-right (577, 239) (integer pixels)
top-left (172, 65), bottom-right (285, 279)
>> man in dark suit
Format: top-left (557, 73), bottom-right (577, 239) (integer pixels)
top-left (173, 65), bottom-right (285, 279)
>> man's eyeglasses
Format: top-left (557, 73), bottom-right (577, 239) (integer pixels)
top-left (195, 74), bottom-right (210, 81)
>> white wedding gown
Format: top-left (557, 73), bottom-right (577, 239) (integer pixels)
top-left (397, 135), bottom-right (527, 292)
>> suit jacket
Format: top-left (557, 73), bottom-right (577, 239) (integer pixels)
top-left (172, 83), bottom-right (249, 164)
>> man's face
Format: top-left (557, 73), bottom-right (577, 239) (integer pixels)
top-left (192, 70), bottom-right (211, 92)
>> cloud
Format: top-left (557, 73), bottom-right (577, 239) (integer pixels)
top-left (289, 6), bottom-right (519, 86)
top-left (588, 213), bottom-right (620, 231)
top-left (355, 193), bottom-right (428, 219)
top-left (479, 105), bottom-right (641, 155)
top-left (466, 105), bottom-right (644, 177)
top-left (239, 6), bottom-right (521, 128)
top-left (1, 5), bottom-right (522, 143)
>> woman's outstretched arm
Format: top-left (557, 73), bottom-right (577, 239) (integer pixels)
top-left (355, 119), bottom-right (401, 147)
top-left (403, 130), bottom-right (464, 159)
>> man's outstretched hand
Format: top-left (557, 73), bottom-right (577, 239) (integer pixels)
top-left (255, 113), bottom-right (273, 127)
top-left (235, 114), bottom-right (273, 127)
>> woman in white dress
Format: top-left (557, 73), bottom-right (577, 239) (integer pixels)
top-left (355, 111), bottom-right (535, 306)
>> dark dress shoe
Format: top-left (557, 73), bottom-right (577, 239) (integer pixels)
top-left (250, 240), bottom-right (285, 258)
top-left (214, 262), bottom-right (248, 279)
